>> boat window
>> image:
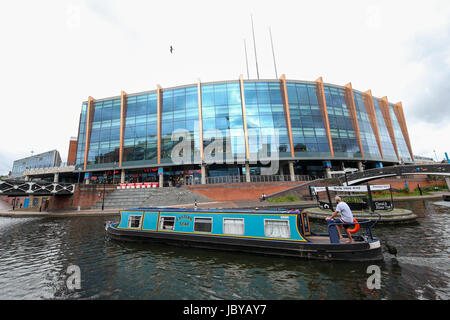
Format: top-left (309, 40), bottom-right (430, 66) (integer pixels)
top-left (194, 217), bottom-right (212, 233)
top-left (128, 215), bottom-right (142, 229)
top-left (264, 220), bottom-right (290, 238)
top-left (223, 218), bottom-right (245, 235)
top-left (160, 216), bottom-right (175, 230)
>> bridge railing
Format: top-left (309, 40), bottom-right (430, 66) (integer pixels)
top-left (185, 174), bottom-right (312, 185)
top-left (0, 179), bottom-right (75, 196)
top-left (339, 164), bottom-right (450, 185)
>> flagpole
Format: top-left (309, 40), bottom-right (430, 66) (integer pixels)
top-left (244, 39), bottom-right (250, 80)
top-left (269, 27), bottom-right (278, 79)
top-left (251, 14), bottom-right (260, 80)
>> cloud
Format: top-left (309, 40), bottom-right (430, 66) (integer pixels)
top-left (0, 151), bottom-right (17, 175)
top-left (404, 23), bottom-right (450, 124)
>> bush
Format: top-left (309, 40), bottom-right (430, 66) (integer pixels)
top-left (342, 196), bottom-right (366, 204)
top-left (267, 194), bottom-right (300, 203)
top-left (398, 187), bottom-right (410, 193)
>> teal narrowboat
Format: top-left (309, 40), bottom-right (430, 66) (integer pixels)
top-left (105, 207), bottom-right (383, 261)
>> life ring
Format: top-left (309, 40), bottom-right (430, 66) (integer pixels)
top-left (347, 218), bottom-right (360, 233)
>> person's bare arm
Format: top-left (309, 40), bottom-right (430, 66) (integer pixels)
top-left (326, 210), bottom-right (339, 221)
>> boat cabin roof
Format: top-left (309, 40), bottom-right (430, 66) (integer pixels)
top-left (122, 207), bottom-right (298, 215)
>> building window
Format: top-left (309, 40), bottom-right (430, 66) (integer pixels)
top-left (264, 219), bottom-right (290, 238)
top-left (223, 218), bottom-right (245, 235)
top-left (159, 216), bottom-right (175, 230)
top-left (127, 215), bottom-right (142, 229)
top-left (194, 217), bottom-right (213, 233)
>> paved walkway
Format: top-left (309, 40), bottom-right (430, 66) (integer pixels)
top-left (1, 192), bottom-right (447, 218)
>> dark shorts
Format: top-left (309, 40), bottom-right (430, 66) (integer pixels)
top-left (335, 218), bottom-right (352, 229)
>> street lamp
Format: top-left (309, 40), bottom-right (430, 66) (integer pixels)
top-left (101, 173), bottom-right (107, 211)
top-left (113, 161), bottom-right (116, 185)
top-left (77, 167), bottom-right (82, 184)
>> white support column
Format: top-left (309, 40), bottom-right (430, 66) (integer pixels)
top-left (121, 169), bottom-right (126, 184)
top-left (358, 161), bottom-right (364, 172)
top-left (279, 164), bottom-right (285, 181)
top-left (289, 161), bottom-right (295, 182)
top-left (245, 163), bottom-right (250, 183)
top-left (54, 172), bottom-right (59, 183)
top-left (326, 167), bottom-right (332, 179)
top-left (201, 164), bottom-right (206, 185)
top-left (159, 169), bottom-right (164, 188)
top-left (446, 177), bottom-right (450, 191)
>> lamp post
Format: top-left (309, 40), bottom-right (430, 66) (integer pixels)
top-left (101, 173), bottom-right (107, 211)
top-left (113, 161), bottom-right (116, 185)
top-left (77, 167), bottom-right (81, 184)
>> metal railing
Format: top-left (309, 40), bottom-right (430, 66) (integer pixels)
top-left (0, 179), bottom-right (75, 196)
top-left (23, 162), bottom-right (76, 176)
top-left (189, 174), bottom-right (312, 185)
top-left (339, 164), bottom-right (450, 185)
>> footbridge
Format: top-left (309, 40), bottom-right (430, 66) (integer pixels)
top-left (0, 179), bottom-right (75, 196)
top-left (339, 164), bottom-right (450, 185)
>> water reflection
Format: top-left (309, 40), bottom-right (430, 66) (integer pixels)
top-left (0, 199), bottom-right (448, 300)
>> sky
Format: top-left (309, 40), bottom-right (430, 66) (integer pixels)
top-left (0, 0), bottom-right (449, 174)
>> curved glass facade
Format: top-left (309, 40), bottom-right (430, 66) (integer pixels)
top-left (87, 98), bottom-right (121, 169)
top-left (389, 103), bottom-right (412, 162)
top-left (123, 92), bottom-right (158, 166)
top-left (75, 78), bottom-right (414, 176)
top-left (373, 98), bottom-right (398, 162)
top-left (286, 81), bottom-right (331, 158)
top-left (323, 85), bottom-right (361, 158)
top-left (75, 102), bottom-right (87, 167)
top-left (201, 82), bottom-right (245, 162)
top-left (244, 81), bottom-right (290, 158)
top-left (353, 92), bottom-right (381, 159)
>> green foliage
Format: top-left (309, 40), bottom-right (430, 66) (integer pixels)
top-left (341, 196), bottom-right (365, 204)
top-left (398, 187), bottom-right (410, 193)
top-left (267, 194), bottom-right (300, 203)
top-left (421, 184), bottom-right (448, 192)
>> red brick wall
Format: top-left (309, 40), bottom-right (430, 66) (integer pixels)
top-left (0, 185), bottom-right (117, 211)
top-left (50, 184), bottom-right (117, 210)
top-left (184, 182), bottom-right (304, 201)
top-left (67, 139), bottom-right (78, 164)
top-left (369, 175), bottom-right (446, 190)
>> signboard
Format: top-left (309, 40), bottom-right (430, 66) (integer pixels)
top-left (373, 201), bottom-right (393, 210)
top-left (319, 201), bottom-right (332, 210)
top-left (84, 173), bottom-right (90, 179)
top-left (158, 168), bottom-right (163, 175)
top-left (323, 161), bottom-right (332, 168)
top-left (311, 185), bottom-right (390, 193)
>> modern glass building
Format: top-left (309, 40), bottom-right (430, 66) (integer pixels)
top-left (74, 76), bottom-right (414, 185)
top-left (12, 150), bottom-right (62, 177)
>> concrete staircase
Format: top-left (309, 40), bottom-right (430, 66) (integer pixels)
top-left (92, 187), bottom-right (212, 210)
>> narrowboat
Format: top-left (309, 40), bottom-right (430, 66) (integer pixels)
top-left (105, 207), bottom-right (383, 261)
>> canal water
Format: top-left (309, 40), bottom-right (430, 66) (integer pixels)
top-left (0, 199), bottom-right (448, 300)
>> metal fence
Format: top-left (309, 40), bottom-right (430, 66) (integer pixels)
top-left (339, 163), bottom-right (450, 185)
top-left (188, 174), bottom-right (312, 186)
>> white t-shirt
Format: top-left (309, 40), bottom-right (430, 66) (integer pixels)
top-left (336, 201), bottom-right (354, 223)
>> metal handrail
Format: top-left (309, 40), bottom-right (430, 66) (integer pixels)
top-left (339, 163), bottom-right (450, 185)
top-left (326, 218), bottom-right (375, 241)
top-left (200, 174), bottom-right (312, 185)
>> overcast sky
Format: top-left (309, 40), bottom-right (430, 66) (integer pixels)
top-left (0, 0), bottom-right (449, 174)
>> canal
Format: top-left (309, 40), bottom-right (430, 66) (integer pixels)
top-left (0, 199), bottom-right (448, 300)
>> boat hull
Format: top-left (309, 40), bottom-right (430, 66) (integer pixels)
top-left (106, 225), bottom-right (383, 262)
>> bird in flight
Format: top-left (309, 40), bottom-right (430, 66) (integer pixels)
top-left (170, 46), bottom-right (174, 54)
